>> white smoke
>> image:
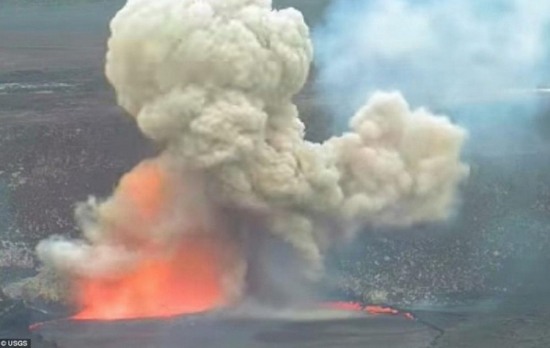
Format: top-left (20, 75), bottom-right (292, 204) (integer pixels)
top-left (37, 0), bottom-right (468, 303)
top-left (314, 0), bottom-right (550, 117)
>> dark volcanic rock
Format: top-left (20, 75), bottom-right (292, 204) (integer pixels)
top-left (32, 312), bottom-right (438, 348)
top-left (0, 74), bottom-right (155, 244)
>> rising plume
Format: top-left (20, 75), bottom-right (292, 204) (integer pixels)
top-left (37, 0), bottom-right (468, 316)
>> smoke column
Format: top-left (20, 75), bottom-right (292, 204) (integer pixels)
top-left (37, 0), bottom-right (468, 317)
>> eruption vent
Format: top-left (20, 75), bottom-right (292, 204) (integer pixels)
top-left (37, 0), bottom-right (468, 320)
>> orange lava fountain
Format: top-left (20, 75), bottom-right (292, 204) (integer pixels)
top-left (72, 161), bottom-right (234, 321)
top-left (73, 237), bottom-right (229, 320)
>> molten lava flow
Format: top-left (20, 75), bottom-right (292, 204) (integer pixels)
top-left (323, 302), bottom-right (414, 319)
top-left (324, 301), bottom-right (364, 312)
top-left (364, 305), bottom-right (400, 315)
top-left (72, 161), bottom-right (234, 321)
top-left (73, 236), bottom-right (229, 320)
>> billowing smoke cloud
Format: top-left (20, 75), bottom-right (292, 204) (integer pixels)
top-left (37, 0), bottom-right (468, 311)
top-left (314, 0), bottom-right (550, 124)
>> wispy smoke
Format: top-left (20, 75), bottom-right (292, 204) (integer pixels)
top-left (314, 0), bottom-right (550, 121)
top-left (37, 0), bottom-right (468, 308)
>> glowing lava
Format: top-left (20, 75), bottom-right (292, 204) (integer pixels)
top-left (73, 236), bottom-right (229, 320)
top-left (324, 302), bottom-right (414, 319)
top-left (72, 161), bottom-right (236, 321)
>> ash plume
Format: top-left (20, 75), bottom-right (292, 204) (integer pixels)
top-left (37, 0), bottom-right (468, 309)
